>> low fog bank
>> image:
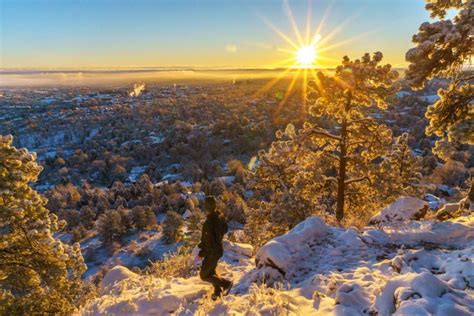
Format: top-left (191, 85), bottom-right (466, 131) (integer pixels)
top-left (0, 68), bottom-right (304, 87)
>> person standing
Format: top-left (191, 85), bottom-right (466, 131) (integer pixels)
top-left (198, 196), bottom-right (232, 300)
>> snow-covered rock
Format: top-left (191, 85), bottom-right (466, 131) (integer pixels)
top-left (375, 271), bottom-right (474, 315)
top-left (435, 202), bottom-right (463, 220)
top-left (368, 215), bottom-right (474, 248)
top-left (224, 241), bottom-right (253, 258)
top-left (424, 193), bottom-right (445, 210)
top-left (255, 216), bottom-right (328, 275)
top-left (101, 266), bottom-right (138, 292)
top-left (369, 196), bottom-right (429, 225)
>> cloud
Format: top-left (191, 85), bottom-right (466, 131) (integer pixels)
top-left (225, 44), bottom-right (238, 53)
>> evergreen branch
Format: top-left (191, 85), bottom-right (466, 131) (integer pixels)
top-left (344, 176), bottom-right (370, 185)
top-left (347, 117), bottom-right (375, 126)
top-left (305, 127), bottom-right (342, 141)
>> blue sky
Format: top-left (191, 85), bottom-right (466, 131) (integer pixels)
top-left (0, 0), bottom-right (432, 68)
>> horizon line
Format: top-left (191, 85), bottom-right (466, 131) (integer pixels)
top-left (0, 65), bottom-right (409, 75)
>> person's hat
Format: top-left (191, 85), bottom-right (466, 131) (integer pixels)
top-left (204, 196), bottom-right (217, 212)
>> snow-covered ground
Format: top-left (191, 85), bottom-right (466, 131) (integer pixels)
top-left (82, 206), bottom-right (474, 315)
top-left (81, 229), bottom-right (179, 278)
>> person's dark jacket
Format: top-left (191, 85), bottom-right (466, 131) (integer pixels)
top-left (198, 211), bottom-right (228, 257)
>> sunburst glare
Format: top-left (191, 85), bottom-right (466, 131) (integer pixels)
top-left (296, 45), bottom-right (317, 67)
top-left (255, 0), bottom-right (366, 116)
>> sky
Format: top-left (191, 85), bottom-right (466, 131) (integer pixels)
top-left (0, 0), bottom-right (434, 69)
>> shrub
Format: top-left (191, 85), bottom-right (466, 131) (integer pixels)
top-left (97, 210), bottom-right (126, 246)
top-left (72, 224), bottom-right (87, 243)
top-left (131, 206), bottom-right (156, 231)
top-left (431, 160), bottom-right (467, 187)
top-left (220, 190), bottom-right (247, 224)
top-left (162, 211), bottom-right (184, 243)
top-left (145, 248), bottom-right (197, 280)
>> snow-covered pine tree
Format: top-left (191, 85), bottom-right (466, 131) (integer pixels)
top-left (96, 209), bottom-right (126, 247)
top-left (249, 124), bottom-right (325, 230)
top-left (131, 205), bottom-right (156, 231)
top-left (183, 207), bottom-right (204, 249)
top-left (378, 133), bottom-right (424, 200)
top-left (305, 52), bottom-right (399, 221)
top-left (0, 135), bottom-right (86, 315)
top-left (249, 53), bottom-right (398, 227)
top-left (405, 0), bottom-right (473, 159)
top-left (162, 210), bottom-right (184, 243)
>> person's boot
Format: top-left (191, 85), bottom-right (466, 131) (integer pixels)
top-left (223, 280), bottom-right (233, 296)
top-left (211, 286), bottom-right (222, 301)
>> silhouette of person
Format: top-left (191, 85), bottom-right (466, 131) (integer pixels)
top-left (198, 196), bottom-right (232, 300)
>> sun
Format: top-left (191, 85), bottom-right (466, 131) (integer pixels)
top-left (254, 0), bottom-right (368, 116)
top-left (296, 45), bottom-right (316, 67)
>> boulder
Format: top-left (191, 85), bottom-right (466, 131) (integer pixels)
top-left (256, 216), bottom-right (328, 275)
top-left (369, 197), bottom-right (428, 225)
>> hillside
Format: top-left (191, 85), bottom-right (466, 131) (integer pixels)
top-left (82, 203), bottom-right (474, 315)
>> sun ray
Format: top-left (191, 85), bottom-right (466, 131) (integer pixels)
top-left (277, 48), bottom-right (299, 55)
top-left (310, 33), bottom-right (322, 47)
top-left (253, 67), bottom-right (293, 98)
top-left (279, 68), bottom-right (300, 107)
top-left (257, 0), bottom-right (357, 119)
top-left (273, 55), bottom-right (300, 67)
top-left (302, 67), bottom-right (308, 111)
top-left (314, 55), bottom-right (341, 64)
top-left (317, 30), bottom-right (375, 54)
top-left (283, 0), bottom-right (305, 47)
top-left (315, 0), bottom-right (334, 36)
top-left (316, 9), bottom-right (363, 53)
top-left (305, 0), bottom-right (312, 44)
top-left (261, 15), bottom-right (299, 50)
top-left (272, 68), bottom-right (301, 123)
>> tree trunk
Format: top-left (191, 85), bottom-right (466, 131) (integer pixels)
top-left (336, 91), bottom-right (351, 222)
top-left (336, 129), bottom-right (347, 222)
top-left (469, 175), bottom-right (474, 203)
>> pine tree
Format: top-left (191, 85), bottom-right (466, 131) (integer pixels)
top-left (305, 52), bottom-right (399, 221)
top-left (0, 135), bottom-right (86, 315)
top-left (405, 0), bottom-right (473, 159)
top-left (250, 127), bottom-right (320, 229)
top-left (183, 207), bottom-right (205, 248)
top-left (244, 201), bottom-right (289, 248)
top-left (250, 53), bottom-right (398, 224)
top-left (162, 210), bottom-right (184, 243)
top-left (131, 205), bottom-right (156, 231)
top-left (378, 133), bottom-right (424, 200)
top-left (96, 209), bottom-right (126, 246)
top-left (220, 190), bottom-right (248, 224)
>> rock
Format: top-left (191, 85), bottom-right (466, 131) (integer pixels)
top-left (224, 241), bottom-right (254, 257)
top-left (435, 203), bottom-right (462, 221)
top-left (256, 216), bottom-right (328, 275)
top-left (101, 266), bottom-right (138, 293)
top-left (370, 197), bottom-right (429, 225)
